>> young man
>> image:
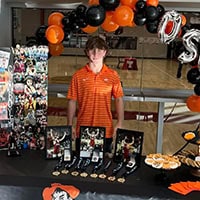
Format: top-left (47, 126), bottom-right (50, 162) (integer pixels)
top-left (67, 36), bottom-right (124, 156)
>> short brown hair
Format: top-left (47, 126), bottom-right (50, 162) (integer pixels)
top-left (85, 36), bottom-right (109, 52)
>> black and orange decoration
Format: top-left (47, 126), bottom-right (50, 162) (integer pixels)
top-left (34, 0), bottom-right (200, 112)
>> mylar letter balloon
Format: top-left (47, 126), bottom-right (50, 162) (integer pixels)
top-left (101, 11), bottom-right (119, 32)
top-left (178, 29), bottom-right (200, 64)
top-left (45, 25), bottom-right (64, 44)
top-left (48, 12), bottom-right (64, 27)
top-left (99, 0), bottom-right (120, 11)
top-left (113, 5), bottom-right (134, 27)
top-left (48, 43), bottom-right (64, 56)
top-left (86, 5), bottom-right (106, 26)
top-left (158, 10), bottom-right (182, 44)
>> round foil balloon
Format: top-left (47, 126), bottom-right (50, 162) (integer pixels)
top-left (86, 5), bottom-right (106, 26)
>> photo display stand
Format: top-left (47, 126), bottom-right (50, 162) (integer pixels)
top-left (114, 128), bottom-right (144, 167)
top-left (79, 126), bottom-right (106, 163)
top-left (46, 126), bottom-right (72, 161)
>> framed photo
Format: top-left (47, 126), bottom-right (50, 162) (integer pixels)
top-left (46, 126), bottom-right (72, 161)
top-left (79, 126), bottom-right (106, 163)
top-left (114, 128), bottom-right (144, 166)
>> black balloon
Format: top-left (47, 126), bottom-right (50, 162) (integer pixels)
top-left (77, 17), bottom-right (88, 28)
top-left (86, 5), bottom-right (106, 27)
top-left (157, 4), bottom-right (165, 18)
top-left (114, 27), bottom-right (123, 35)
top-left (181, 24), bottom-right (192, 37)
top-left (135, 0), bottom-right (146, 12)
top-left (35, 25), bottom-right (48, 39)
top-left (134, 12), bottom-right (146, 26)
top-left (174, 41), bottom-right (186, 58)
top-left (63, 29), bottom-right (72, 41)
top-left (187, 68), bottom-right (200, 84)
top-left (62, 16), bottom-right (71, 27)
top-left (35, 25), bottom-right (48, 45)
top-left (68, 10), bottom-right (78, 23)
top-left (146, 20), bottom-right (159, 34)
top-left (145, 6), bottom-right (159, 22)
top-left (76, 4), bottom-right (87, 15)
top-left (99, 0), bottom-right (120, 11)
top-left (194, 83), bottom-right (200, 95)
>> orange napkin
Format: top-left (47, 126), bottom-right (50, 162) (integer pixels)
top-left (168, 181), bottom-right (200, 195)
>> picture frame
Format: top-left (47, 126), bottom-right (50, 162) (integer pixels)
top-left (114, 128), bottom-right (144, 166)
top-left (46, 126), bottom-right (72, 161)
top-left (79, 126), bottom-right (106, 163)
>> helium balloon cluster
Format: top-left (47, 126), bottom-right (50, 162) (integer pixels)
top-left (35, 0), bottom-right (167, 56)
top-left (34, 0), bottom-right (200, 112)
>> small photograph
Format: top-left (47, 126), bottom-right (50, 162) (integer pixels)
top-left (79, 126), bottom-right (105, 163)
top-left (46, 126), bottom-right (72, 161)
top-left (114, 128), bottom-right (144, 167)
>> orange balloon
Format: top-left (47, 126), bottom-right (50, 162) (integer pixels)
top-left (101, 12), bottom-right (119, 32)
top-left (45, 25), bottom-right (64, 44)
top-left (146, 0), bottom-right (159, 7)
top-left (88, 0), bottom-right (99, 5)
top-left (48, 43), bottom-right (64, 56)
top-left (48, 12), bottom-right (64, 27)
top-left (81, 25), bottom-right (98, 34)
top-left (181, 14), bottom-right (187, 27)
top-left (113, 5), bottom-right (134, 27)
top-left (186, 95), bottom-right (200, 112)
top-left (120, 0), bottom-right (138, 9)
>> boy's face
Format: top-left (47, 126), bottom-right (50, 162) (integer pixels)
top-left (87, 48), bottom-right (106, 62)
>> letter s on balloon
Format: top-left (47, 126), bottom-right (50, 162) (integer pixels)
top-left (178, 29), bottom-right (200, 64)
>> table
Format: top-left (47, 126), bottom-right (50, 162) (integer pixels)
top-left (0, 150), bottom-right (199, 200)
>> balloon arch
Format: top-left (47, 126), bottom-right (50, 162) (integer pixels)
top-left (35, 0), bottom-right (200, 112)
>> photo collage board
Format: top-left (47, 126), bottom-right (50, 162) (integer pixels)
top-left (0, 45), bottom-right (49, 151)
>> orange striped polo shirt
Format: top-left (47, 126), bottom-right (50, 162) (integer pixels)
top-left (67, 64), bottom-right (124, 138)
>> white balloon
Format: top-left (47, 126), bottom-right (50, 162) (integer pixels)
top-left (158, 10), bottom-right (182, 44)
top-left (178, 29), bottom-right (200, 64)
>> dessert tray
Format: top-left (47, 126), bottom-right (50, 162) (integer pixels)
top-left (177, 150), bottom-right (200, 169)
top-left (145, 153), bottom-right (181, 170)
